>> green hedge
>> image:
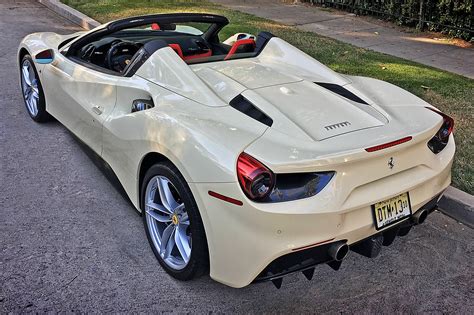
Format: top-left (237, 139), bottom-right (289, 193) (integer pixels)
top-left (303, 0), bottom-right (473, 40)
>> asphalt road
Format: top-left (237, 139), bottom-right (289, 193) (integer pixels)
top-left (1, 0), bottom-right (473, 313)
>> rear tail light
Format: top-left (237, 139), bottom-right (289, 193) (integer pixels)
top-left (237, 153), bottom-right (275, 200)
top-left (237, 152), bottom-right (335, 202)
top-left (426, 107), bottom-right (454, 154)
top-left (266, 171), bottom-right (334, 202)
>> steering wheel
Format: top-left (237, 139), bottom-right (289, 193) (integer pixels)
top-left (106, 41), bottom-right (141, 73)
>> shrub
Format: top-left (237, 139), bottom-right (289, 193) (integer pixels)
top-left (303, 0), bottom-right (473, 41)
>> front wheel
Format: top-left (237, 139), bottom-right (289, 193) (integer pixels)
top-left (142, 162), bottom-right (209, 280)
top-left (20, 54), bottom-right (50, 122)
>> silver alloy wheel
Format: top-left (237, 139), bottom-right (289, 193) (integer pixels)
top-left (145, 175), bottom-right (191, 270)
top-left (20, 59), bottom-right (40, 117)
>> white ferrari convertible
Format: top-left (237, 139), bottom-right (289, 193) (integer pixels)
top-left (18, 13), bottom-right (455, 288)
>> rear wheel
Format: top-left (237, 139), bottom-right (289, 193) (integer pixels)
top-left (20, 55), bottom-right (50, 122)
top-left (142, 162), bottom-right (209, 280)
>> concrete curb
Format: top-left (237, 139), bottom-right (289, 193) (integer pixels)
top-left (38, 0), bottom-right (100, 30)
top-left (40, 0), bottom-right (474, 229)
top-left (439, 186), bottom-right (474, 228)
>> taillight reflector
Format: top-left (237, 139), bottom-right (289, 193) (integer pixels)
top-left (365, 136), bottom-right (412, 152)
top-left (292, 238), bottom-right (335, 251)
top-left (208, 191), bottom-right (243, 206)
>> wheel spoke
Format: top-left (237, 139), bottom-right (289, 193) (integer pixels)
top-left (146, 208), bottom-right (171, 223)
top-left (175, 225), bottom-right (191, 263)
top-left (22, 66), bottom-right (31, 86)
top-left (165, 229), bottom-right (176, 260)
top-left (157, 177), bottom-right (179, 212)
top-left (26, 95), bottom-right (34, 114)
top-left (162, 226), bottom-right (177, 260)
top-left (159, 224), bottom-right (175, 257)
top-left (180, 213), bottom-right (190, 226)
top-left (27, 65), bottom-right (36, 86)
top-left (31, 102), bottom-right (38, 116)
top-left (146, 201), bottom-right (172, 215)
top-left (174, 203), bottom-right (185, 213)
top-left (23, 86), bottom-right (30, 99)
top-left (28, 90), bottom-right (38, 116)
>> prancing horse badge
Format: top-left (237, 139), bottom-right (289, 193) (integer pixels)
top-left (388, 157), bottom-right (395, 169)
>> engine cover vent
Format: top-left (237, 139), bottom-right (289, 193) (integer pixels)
top-left (229, 95), bottom-right (273, 127)
top-left (315, 82), bottom-right (368, 105)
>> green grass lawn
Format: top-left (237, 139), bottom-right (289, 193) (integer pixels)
top-left (62, 0), bottom-right (474, 194)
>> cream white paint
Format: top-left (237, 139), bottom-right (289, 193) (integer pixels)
top-left (18, 30), bottom-right (455, 288)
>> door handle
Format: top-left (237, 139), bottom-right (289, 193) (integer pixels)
top-left (92, 105), bottom-right (103, 115)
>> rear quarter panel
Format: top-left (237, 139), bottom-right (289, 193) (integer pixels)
top-left (102, 75), bottom-right (268, 210)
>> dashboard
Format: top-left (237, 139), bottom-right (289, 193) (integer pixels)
top-left (78, 33), bottom-right (213, 72)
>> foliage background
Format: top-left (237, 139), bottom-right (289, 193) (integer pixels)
top-left (303, 0), bottom-right (473, 40)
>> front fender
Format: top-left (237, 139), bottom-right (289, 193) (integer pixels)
top-left (18, 32), bottom-right (83, 67)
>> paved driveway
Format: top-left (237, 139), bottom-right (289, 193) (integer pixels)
top-left (1, 0), bottom-right (473, 313)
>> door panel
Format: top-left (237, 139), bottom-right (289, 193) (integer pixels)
top-left (42, 53), bottom-right (118, 154)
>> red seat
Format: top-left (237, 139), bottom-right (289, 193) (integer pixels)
top-left (168, 44), bottom-right (184, 59)
top-left (224, 39), bottom-right (256, 60)
top-left (168, 43), bottom-right (212, 61)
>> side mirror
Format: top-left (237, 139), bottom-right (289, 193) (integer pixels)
top-left (35, 49), bottom-right (54, 64)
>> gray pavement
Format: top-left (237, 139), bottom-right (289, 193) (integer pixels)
top-left (212, 0), bottom-right (474, 78)
top-left (1, 0), bottom-right (473, 313)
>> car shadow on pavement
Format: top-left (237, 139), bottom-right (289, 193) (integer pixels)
top-left (66, 130), bottom-right (137, 213)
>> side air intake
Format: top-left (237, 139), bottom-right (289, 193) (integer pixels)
top-left (229, 95), bottom-right (273, 127)
top-left (315, 82), bottom-right (368, 105)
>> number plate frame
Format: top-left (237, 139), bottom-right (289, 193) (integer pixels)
top-left (371, 192), bottom-right (412, 230)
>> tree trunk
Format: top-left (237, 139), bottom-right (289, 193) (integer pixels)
top-left (417, 0), bottom-right (425, 31)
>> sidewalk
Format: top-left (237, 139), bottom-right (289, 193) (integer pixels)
top-left (212, 0), bottom-right (474, 79)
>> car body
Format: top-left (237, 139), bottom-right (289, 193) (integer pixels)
top-left (18, 13), bottom-right (455, 288)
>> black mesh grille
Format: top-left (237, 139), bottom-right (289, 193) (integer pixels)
top-left (315, 82), bottom-right (368, 105)
top-left (229, 95), bottom-right (273, 127)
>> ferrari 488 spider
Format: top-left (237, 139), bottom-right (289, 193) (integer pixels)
top-left (18, 13), bottom-right (455, 288)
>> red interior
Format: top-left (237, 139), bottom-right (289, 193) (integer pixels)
top-left (169, 39), bottom-right (256, 62)
top-left (168, 43), bottom-right (212, 61)
top-left (168, 44), bottom-right (184, 59)
top-left (183, 49), bottom-right (212, 61)
top-left (224, 39), bottom-right (256, 60)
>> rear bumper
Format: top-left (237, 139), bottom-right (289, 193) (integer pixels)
top-left (189, 139), bottom-right (454, 288)
top-left (253, 194), bottom-right (439, 285)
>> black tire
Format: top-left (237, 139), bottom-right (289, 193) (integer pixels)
top-left (20, 54), bottom-right (51, 122)
top-left (141, 162), bottom-right (209, 280)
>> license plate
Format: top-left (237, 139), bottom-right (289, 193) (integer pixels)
top-left (372, 192), bottom-right (412, 230)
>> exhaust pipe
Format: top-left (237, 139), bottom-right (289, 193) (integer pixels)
top-left (328, 242), bottom-right (349, 261)
top-left (412, 209), bottom-right (428, 225)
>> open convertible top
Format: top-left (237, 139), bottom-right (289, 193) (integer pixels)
top-left (67, 13), bottom-right (230, 57)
